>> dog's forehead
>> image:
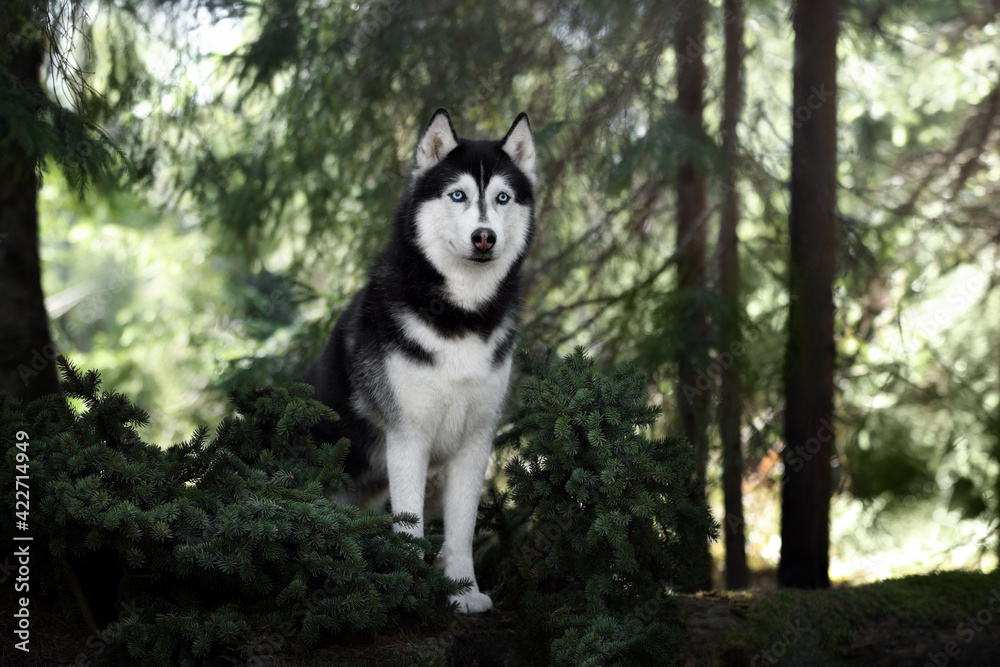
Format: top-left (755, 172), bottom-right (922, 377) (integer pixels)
top-left (449, 138), bottom-right (532, 198)
top-left (450, 139), bottom-right (509, 182)
top-left (444, 169), bottom-right (510, 191)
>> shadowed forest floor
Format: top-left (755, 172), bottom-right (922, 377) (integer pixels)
top-left (5, 570), bottom-right (1000, 666)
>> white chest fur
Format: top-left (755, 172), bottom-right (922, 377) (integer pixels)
top-left (385, 312), bottom-right (513, 460)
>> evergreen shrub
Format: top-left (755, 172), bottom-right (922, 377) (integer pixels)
top-left (0, 358), bottom-right (458, 666)
top-left (484, 348), bottom-right (717, 666)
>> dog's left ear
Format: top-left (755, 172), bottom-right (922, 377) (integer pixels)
top-left (500, 112), bottom-right (535, 185)
top-left (414, 108), bottom-right (459, 176)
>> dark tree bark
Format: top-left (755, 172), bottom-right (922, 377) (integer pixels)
top-left (779, 0), bottom-right (839, 589)
top-left (995, 314), bottom-right (1000, 564)
top-left (674, 0), bottom-right (712, 592)
top-left (719, 0), bottom-right (749, 591)
top-left (0, 16), bottom-right (61, 403)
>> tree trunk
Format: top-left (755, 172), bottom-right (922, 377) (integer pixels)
top-left (0, 17), bottom-right (61, 403)
top-left (719, 0), bottom-right (749, 591)
top-left (779, 0), bottom-right (839, 589)
top-left (674, 0), bottom-right (712, 592)
top-left (995, 307), bottom-right (1000, 565)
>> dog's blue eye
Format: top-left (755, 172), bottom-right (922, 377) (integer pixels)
top-left (496, 192), bottom-right (510, 204)
top-left (450, 190), bottom-right (466, 202)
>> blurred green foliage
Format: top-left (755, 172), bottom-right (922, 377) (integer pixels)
top-left (19, 0), bottom-right (1000, 575)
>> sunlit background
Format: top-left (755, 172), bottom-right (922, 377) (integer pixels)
top-left (37, 0), bottom-right (1000, 587)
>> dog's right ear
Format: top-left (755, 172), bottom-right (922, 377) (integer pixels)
top-left (500, 112), bottom-right (535, 185)
top-left (413, 108), bottom-right (459, 176)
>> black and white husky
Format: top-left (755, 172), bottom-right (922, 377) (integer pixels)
top-left (300, 109), bottom-right (535, 613)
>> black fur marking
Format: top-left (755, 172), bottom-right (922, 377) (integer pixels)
top-left (491, 324), bottom-right (517, 368)
top-left (298, 294), bottom-right (384, 481)
top-left (300, 115), bottom-right (534, 487)
top-left (395, 327), bottom-right (434, 364)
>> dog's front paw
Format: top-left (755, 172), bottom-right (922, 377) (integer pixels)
top-left (450, 590), bottom-right (493, 614)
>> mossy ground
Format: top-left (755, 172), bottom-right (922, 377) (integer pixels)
top-left (679, 569), bottom-right (1000, 666)
top-left (6, 570), bottom-right (1000, 666)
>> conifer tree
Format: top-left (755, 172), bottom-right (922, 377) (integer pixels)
top-left (1, 357), bottom-right (458, 666)
top-left (485, 349), bottom-right (717, 666)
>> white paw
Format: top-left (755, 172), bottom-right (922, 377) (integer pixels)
top-left (450, 590), bottom-right (493, 614)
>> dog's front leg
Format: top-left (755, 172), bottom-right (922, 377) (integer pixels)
top-left (385, 430), bottom-right (430, 540)
top-left (442, 432), bottom-right (493, 613)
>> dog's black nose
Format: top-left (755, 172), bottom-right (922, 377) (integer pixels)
top-left (472, 228), bottom-right (496, 251)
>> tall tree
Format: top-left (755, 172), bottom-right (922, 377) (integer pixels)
top-left (674, 0), bottom-right (712, 591)
top-left (0, 5), bottom-right (60, 402)
top-left (779, 0), bottom-right (839, 589)
top-left (718, 0), bottom-right (748, 591)
top-left (995, 311), bottom-right (1000, 564)
top-left (2, 0), bottom-right (129, 403)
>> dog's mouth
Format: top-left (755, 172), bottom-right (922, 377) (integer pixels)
top-left (469, 254), bottom-right (494, 263)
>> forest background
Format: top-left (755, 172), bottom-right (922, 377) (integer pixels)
top-left (3, 0), bottom-right (999, 592)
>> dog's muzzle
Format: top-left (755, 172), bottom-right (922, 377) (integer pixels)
top-left (471, 228), bottom-right (496, 262)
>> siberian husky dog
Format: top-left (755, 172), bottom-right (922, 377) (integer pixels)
top-left (299, 109), bottom-right (536, 613)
